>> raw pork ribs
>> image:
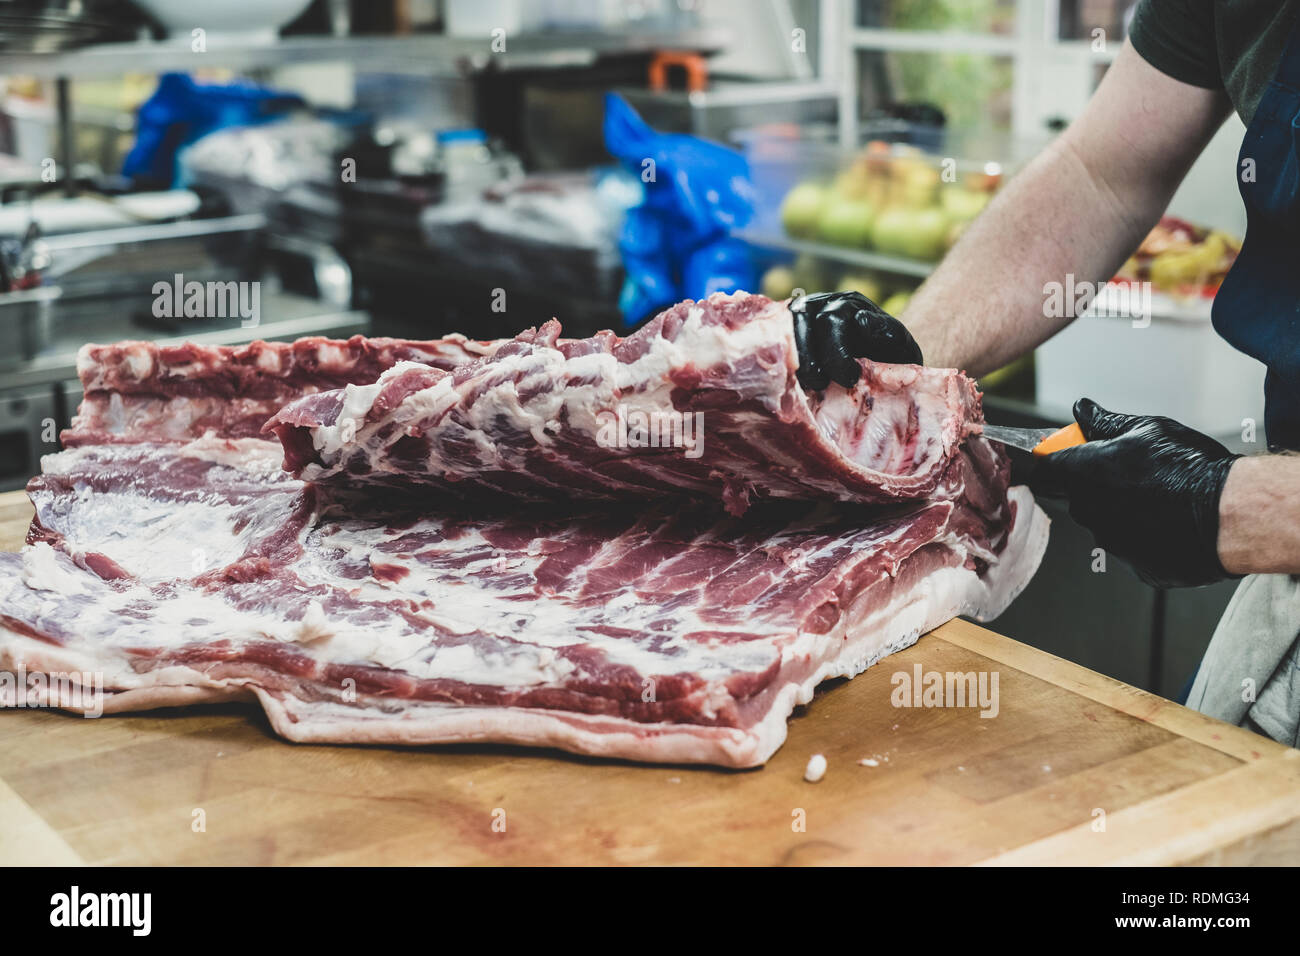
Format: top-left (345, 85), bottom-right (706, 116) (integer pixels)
top-left (0, 292), bottom-right (1047, 767)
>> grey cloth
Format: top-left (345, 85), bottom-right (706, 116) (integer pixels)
top-left (1186, 574), bottom-right (1300, 747)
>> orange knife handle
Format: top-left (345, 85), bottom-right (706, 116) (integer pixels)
top-left (1032, 422), bottom-right (1086, 456)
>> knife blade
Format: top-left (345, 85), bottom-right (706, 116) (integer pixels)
top-left (980, 423), bottom-right (1086, 456)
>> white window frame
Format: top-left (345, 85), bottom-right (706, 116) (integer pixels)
top-left (827, 0), bottom-right (1119, 149)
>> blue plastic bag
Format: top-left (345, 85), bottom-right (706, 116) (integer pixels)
top-left (603, 93), bottom-right (757, 326)
top-left (123, 73), bottom-right (303, 188)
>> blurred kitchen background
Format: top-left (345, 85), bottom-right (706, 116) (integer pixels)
top-left (0, 0), bottom-right (1254, 701)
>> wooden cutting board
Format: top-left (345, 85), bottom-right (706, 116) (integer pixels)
top-left (1, 489), bottom-right (1297, 866)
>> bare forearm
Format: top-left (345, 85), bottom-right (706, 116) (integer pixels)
top-left (1218, 455), bottom-right (1300, 575)
top-left (903, 137), bottom-right (1162, 375)
top-left (899, 42), bottom-right (1230, 376)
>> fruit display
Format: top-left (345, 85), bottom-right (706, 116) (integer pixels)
top-left (1114, 216), bottom-right (1241, 296)
top-left (872, 206), bottom-right (949, 261)
top-left (757, 257), bottom-right (919, 312)
top-left (776, 141), bottom-right (1001, 262)
top-left (779, 182), bottom-right (830, 238)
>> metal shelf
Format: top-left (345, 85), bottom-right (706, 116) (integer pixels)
top-left (0, 28), bottom-right (731, 79)
top-left (849, 27), bottom-right (1019, 56)
top-left (735, 227), bottom-right (937, 278)
top-left (3, 291), bottom-right (369, 391)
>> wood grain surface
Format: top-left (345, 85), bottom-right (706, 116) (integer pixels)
top-left (2, 491), bottom-right (1297, 865)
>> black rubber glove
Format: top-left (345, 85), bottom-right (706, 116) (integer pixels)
top-left (790, 291), bottom-right (923, 391)
top-left (1029, 398), bottom-right (1242, 589)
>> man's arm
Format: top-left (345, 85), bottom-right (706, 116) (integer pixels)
top-left (1219, 457), bottom-right (1300, 575)
top-left (902, 40), bottom-right (1232, 375)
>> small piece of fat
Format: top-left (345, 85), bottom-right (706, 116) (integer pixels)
top-left (857, 757), bottom-right (879, 768)
top-left (804, 754), bottom-right (827, 782)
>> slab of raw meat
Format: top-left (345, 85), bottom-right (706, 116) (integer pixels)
top-left (267, 293), bottom-right (982, 515)
top-left (0, 436), bottom-right (1044, 767)
top-left (0, 292), bottom-right (1049, 767)
top-left (67, 333), bottom-right (498, 447)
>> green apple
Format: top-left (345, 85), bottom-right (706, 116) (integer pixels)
top-left (831, 168), bottom-right (864, 199)
top-left (870, 207), bottom-right (907, 255)
top-left (815, 198), bottom-right (875, 247)
top-left (760, 265), bottom-right (798, 300)
top-left (892, 157), bottom-right (942, 208)
top-left (872, 206), bottom-right (950, 260)
top-left (835, 273), bottom-right (884, 302)
top-left (940, 186), bottom-right (990, 222)
top-left (780, 182), bottom-right (828, 238)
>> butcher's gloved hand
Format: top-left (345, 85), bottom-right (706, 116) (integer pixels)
top-left (1029, 398), bottom-right (1241, 589)
top-left (791, 291), bottom-right (923, 391)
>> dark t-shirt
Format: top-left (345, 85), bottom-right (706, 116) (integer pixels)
top-left (1128, 0), bottom-right (1299, 123)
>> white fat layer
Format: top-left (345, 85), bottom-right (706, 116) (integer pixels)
top-left (77, 394), bottom-right (279, 443)
top-left (50, 491), bottom-right (250, 583)
top-left (123, 348), bottom-right (154, 381)
top-left (21, 542), bottom-right (89, 596)
top-left (177, 435), bottom-right (287, 472)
